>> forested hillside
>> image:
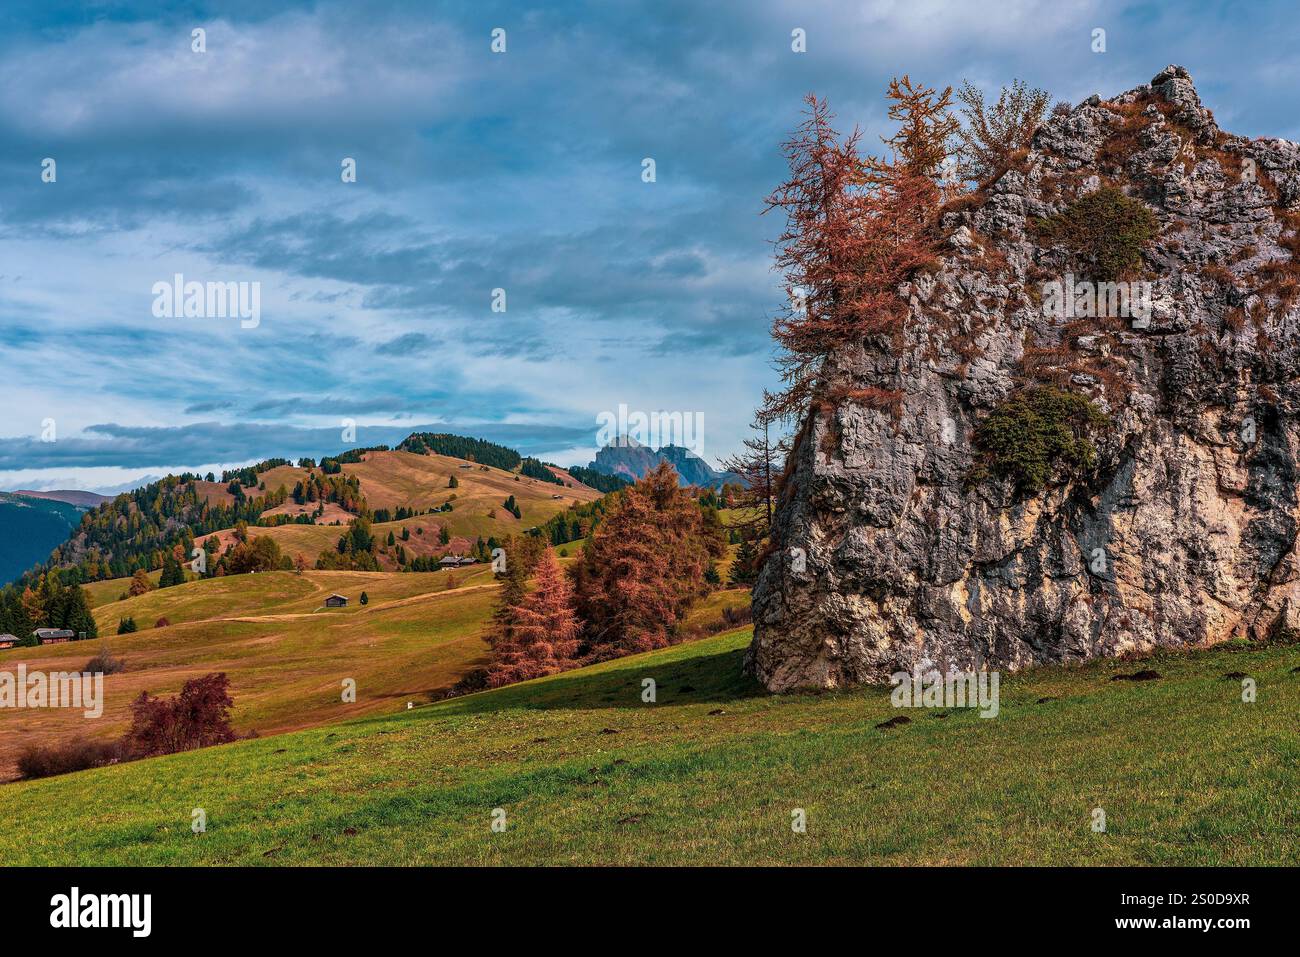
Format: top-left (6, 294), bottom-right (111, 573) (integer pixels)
top-left (397, 433), bottom-right (522, 470)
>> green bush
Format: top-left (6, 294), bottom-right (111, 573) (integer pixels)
top-left (1033, 186), bottom-right (1157, 281)
top-left (971, 386), bottom-right (1109, 494)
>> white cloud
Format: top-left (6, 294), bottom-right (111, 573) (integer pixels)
top-left (0, 12), bottom-right (468, 140)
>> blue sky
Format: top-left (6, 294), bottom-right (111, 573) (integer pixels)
top-left (0, 0), bottom-right (1296, 492)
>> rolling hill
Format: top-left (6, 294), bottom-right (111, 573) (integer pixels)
top-left (0, 433), bottom-right (638, 782)
top-left (10, 489), bottom-right (109, 508)
top-left (13, 437), bottom-right (606, 588)
top-left (0, 567), bottom-right (503, 782)
top-left (193, 450), bottom-right (604, 570)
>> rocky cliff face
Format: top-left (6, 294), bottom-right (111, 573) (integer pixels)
top-left (748, 67), bottom-right (1300, 691)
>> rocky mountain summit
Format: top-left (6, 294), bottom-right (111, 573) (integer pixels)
top-left (749, 66), bottom-right (1300, 691)
top-left (589, 437), bottom-right (741, 488)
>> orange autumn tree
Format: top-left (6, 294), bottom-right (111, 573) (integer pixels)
top-left (487, 546), bottom-right (580, 687)
top-left (875, 74), bottom-right (959, 188)
top-left (570, 461), bottom-right (725, 660)
top-left (763, 87), bottom-right (950, 424)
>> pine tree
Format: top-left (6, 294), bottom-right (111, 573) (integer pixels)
top-left (1, 591), bottom-right (36, 644)
top-left (491, 534), bottom-right (546, 641)
top-left (159, 553), bottom-right (185, 588)
top-left (876, 75), bottom-right (959, 182)
top-left (730, 536), bottom-right (760, 586)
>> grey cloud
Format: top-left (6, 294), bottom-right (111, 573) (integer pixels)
top-left (374, 333), bottom-right (434, 355)
top-left (0, 419), bottom-right (597, 472)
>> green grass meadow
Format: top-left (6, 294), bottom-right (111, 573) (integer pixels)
top-left (2, 628), bottom-right (1295, 866)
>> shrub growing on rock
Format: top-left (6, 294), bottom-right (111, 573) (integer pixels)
top-left (955, 78), bottom-right (1051, 184)
top-left (971, 386), bottom-right (1109, 494)
top-left (1033, 186), bottom-right (1158, 281)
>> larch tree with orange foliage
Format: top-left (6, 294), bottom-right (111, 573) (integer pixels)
top-left (763, 85), bottom-right (954, 425)
top-left (487, 546), bottom-right (580, 687)
top-left (570, 461), bottom-right (725, 661)
top-left (874, 75), bottom-right (960, 185)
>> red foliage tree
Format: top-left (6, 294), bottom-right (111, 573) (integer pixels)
top-left (876, 75), bottom-right (959, 183)
top-left (763, 91), bottom-right (945, 423)
top-left (570, 462), bottom-right (725, 659)
top-left (123, 672), bottom-right (237, 757)
top-left (487, 547), bottom-right (580, 687)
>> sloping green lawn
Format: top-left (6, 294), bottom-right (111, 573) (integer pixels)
top-left (1, 630), bottom-right (1296, 865)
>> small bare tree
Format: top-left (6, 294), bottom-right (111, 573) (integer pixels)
top-left (722, 415), bottom-right (788, 538)
top-left (955, 79), bottom-right (1051, 185)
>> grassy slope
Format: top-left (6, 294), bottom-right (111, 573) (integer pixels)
top-left (344, 449), bottom-right (599, 523)
top-left (88, 567), bottom-right (496, 630)
top-left (0, 569), bottom-right (499, 781)
top-left (256, 464), bottom-right (313, 493)
top-left (85, 570), bottom-right (162, 607)
top-left (1, 629), bottom-right (1295, 865)
top-left (198, 450), bottom-right (601, 567)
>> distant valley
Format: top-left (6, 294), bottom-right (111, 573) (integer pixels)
top-left (0, 491), bottom-right (105, 585)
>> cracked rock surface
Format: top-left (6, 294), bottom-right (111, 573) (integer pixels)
top-left (749, 66), bottom-right (1300, 691)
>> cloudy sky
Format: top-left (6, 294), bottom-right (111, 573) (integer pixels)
top-left (0, 0), bottom-right (1296, 492)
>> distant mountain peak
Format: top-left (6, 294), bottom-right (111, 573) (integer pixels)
top-left (588, 437), bottom-right (742, 489)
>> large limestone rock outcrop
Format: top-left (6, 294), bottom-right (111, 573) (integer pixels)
top-left (748, 66), bottom-right (1300, 691)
